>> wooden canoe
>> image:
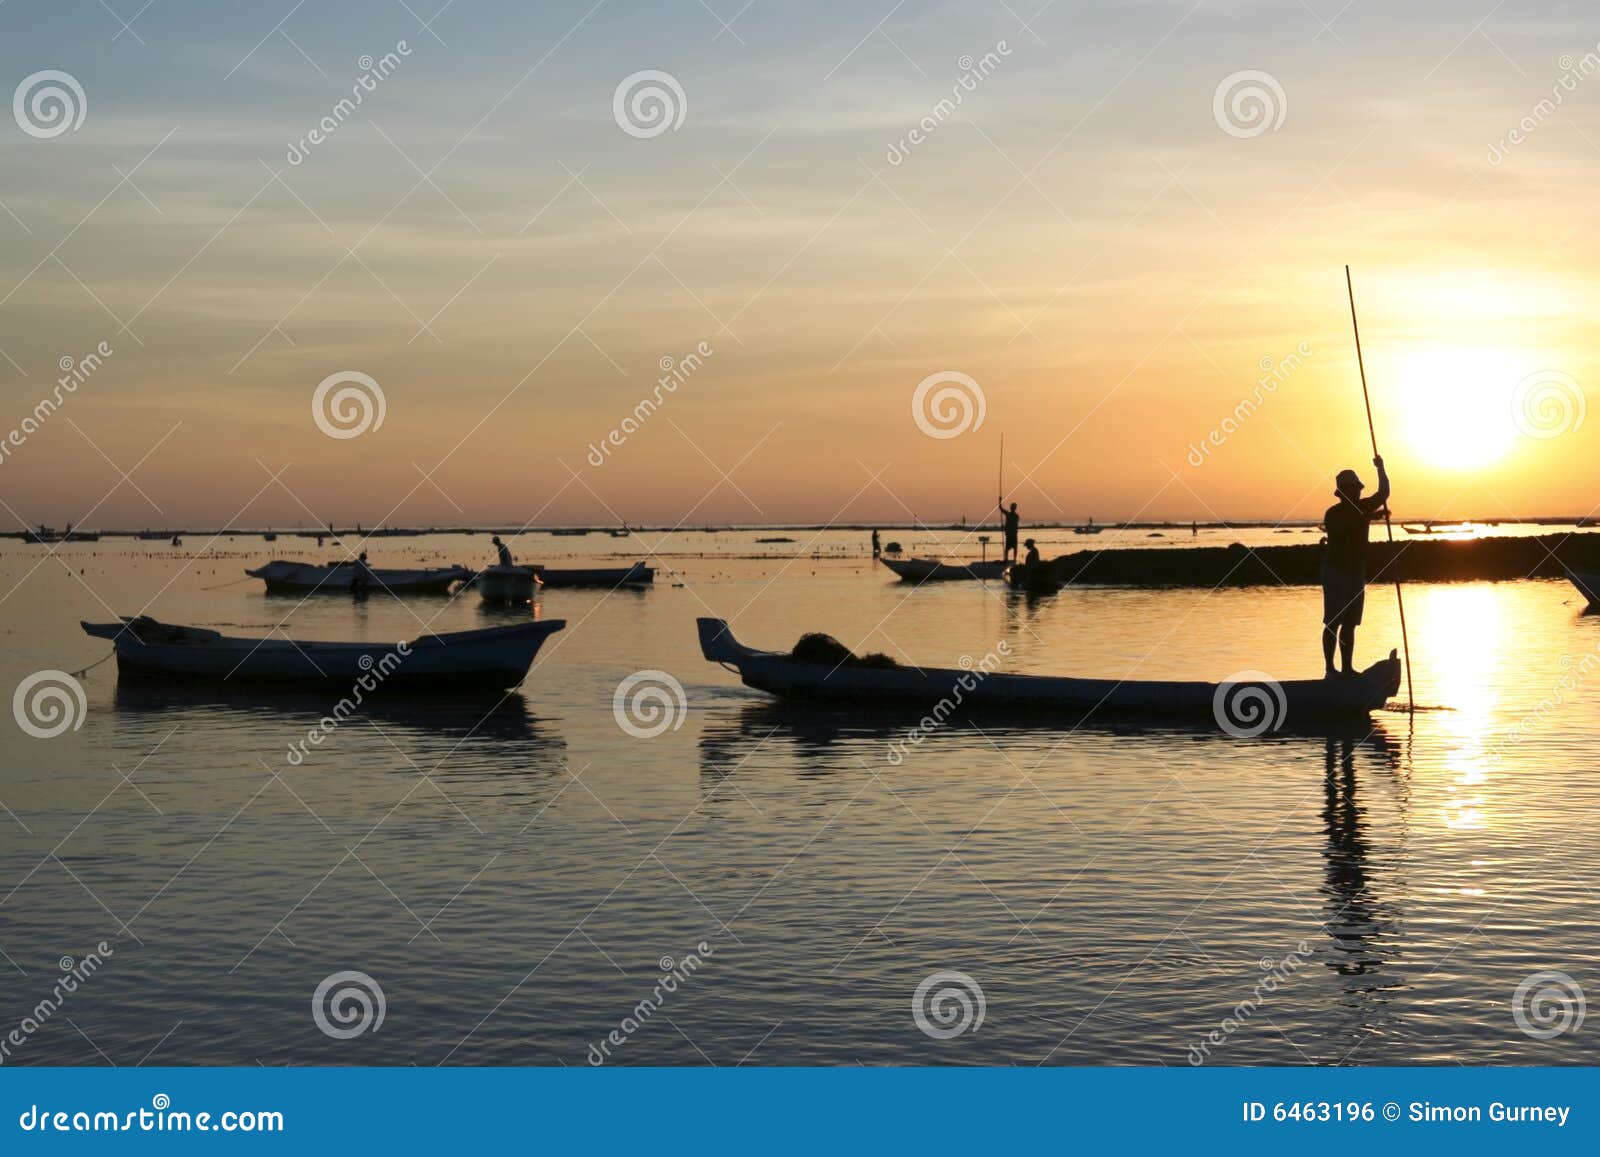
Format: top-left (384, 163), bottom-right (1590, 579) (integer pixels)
top-left (81, 616), bottom-right (564, 690)
top-left (697, 618), bottom-right (1401, 725)
top-left (245, 560), bottom-right (472, 594)
top-left (878, 557), bottom-right (1009, 582)
top-left (534, 562), bottom-right (654, 588)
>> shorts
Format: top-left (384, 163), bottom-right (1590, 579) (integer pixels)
top-left (1322, 567), bottom-right (1365, 627)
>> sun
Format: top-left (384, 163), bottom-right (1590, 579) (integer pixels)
top-left (1390, 346), bottom-right (1521, 470)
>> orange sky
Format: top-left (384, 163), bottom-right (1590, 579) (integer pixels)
top-left (1, 3), bottom-right (1596, 528)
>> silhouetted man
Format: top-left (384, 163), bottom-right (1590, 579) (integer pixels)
top-left (1321, 456), bottom-right (1390, 677)
top-left (351, 551), bottom-right (375, 597)
top-left (491, 535), bottom-right (513, 567)
top-left (998, 500), bottom-right (1020, 563)
top-left (1022, 537), bottom-right (1040, 568)
top-left (871, 529), bottom-right (880, 558)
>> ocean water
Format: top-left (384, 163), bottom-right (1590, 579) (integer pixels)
top-left (2, 528), bottom-right (1598, 1066)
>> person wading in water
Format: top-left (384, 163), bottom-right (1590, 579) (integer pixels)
top-left (1321, 456), bottom-right (1390, 678)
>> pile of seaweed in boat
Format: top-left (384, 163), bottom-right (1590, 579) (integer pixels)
top-left (790, 633), bottom-right (899, 669)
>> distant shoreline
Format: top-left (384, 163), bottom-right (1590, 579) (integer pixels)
top-left (4, 516), bottom-right (1592, 540)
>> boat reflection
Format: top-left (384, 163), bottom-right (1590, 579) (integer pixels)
top-left (111, 681), bottom-right (562, 747)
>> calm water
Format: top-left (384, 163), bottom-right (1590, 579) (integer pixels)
top-left (2, 529), bottom-right (1598, 1066)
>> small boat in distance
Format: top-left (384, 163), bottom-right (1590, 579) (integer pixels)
top-left (82, 616), bottom-right (565, 690)
top-left (697, 618), bottom-right (1400, 725)
top-left (879, 557), bottom-right (1009, 582)
top-left (245, 560), bottom-right (472, 595)
top-left (1566, 568), bottom-right (1600, 609)
top-left (1073, 519), bottom-right (1103, 535)
top-left (549, 528), bottom-right (590, 537)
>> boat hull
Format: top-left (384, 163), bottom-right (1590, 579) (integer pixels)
top-left (536, 563), bottom-right (654, 588)
top-left (477, 566), bottom-right (540, 601)
top-left (1568, 569), bottom-right (1600, 609)
top-left (246, 560), bottom-right (471, 595)
top-left (697, 618), bottom-right (1399, 725)
top-left (878, 557), bottom-right (1009, 582)
top-left (82, 618), bottom-right (564, 691)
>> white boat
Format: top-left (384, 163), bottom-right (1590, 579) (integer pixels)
top-left (697, 618), bottom-right (1401, 724)
top-left (476, 565), bottom-right (541, 602)
top-left (81, 616), bottom-right (564, 690)
top-left (1566, 568), bottom-right (1600, 609)
top-left (245, 559), bottom-right (472, 595)
top-left (878, 556), bottom-right (1009, 582)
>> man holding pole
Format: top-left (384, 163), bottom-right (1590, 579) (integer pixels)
top-left (1321, 455), bottom-right (1390, 678)
top-left (998, 500), bottom-right (1020, 564)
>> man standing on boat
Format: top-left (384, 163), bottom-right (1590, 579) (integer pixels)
top-left (1321, 456), bottom-right (1390, 678)
top-left (491, 535), bottom-right (514, 567)
top-left (998, 500), bottom-right (1020, 563)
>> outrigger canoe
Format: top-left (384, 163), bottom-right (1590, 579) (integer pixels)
top-left (245, 560), bottom-right (472, 595)
top-left (81, 616), bottom-right (564, 690)
top-left (878, 557), bottom-right (1009, 582)
top-left (697, 618), bottom-right (1400, 725)
top-left (1566, 568), bottom-right (1600, 609)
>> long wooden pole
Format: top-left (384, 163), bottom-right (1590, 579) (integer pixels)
top-left (1344, 265), bottom-right (1414, 711)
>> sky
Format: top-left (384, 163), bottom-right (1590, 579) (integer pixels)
top-left (0, 0), bottom-right (1596, 529)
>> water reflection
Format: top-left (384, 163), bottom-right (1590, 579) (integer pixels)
top-left (1320, 728), bottom-right (1404, 979)
top-left (111, 681), bottom-right (563, 747)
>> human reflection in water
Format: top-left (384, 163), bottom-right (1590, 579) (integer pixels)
top-left (1320, 728), bottom-right (1403, 978)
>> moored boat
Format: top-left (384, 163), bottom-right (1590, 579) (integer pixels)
top-left (81, 616), bottom-right (565, 690)
top-left (697, 618), bottom-right (1401, 725)
top-left (879, 556), bottom-right (1009, 582)
top-left (1566, 568), bottom-right (1600, 609)
top-left (476, 565), bottom-right (541, 602)
top-left (535, 561), bottom-right (654, 588)
top-left (245, 559), bottom-right (472, 595)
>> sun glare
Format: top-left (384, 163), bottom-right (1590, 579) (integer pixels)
top-left (1391, 347), bottom-right (1522, 470)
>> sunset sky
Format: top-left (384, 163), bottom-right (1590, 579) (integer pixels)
top-left (1, 0), bottom-right (1596, 528)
